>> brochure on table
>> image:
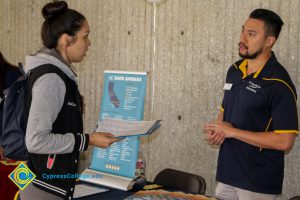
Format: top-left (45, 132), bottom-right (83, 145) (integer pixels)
top-left (80, 70), bottom-right (148, 190)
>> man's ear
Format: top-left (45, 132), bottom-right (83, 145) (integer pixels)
top-left (266, 36), bottom-right (276, 48)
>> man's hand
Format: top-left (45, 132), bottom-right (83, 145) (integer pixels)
top-left (204, 121), bottom-right (234, 146)
top-left (205, 122), bottom-right (298, 151)
top-left (89, 132), bottom-right (123, 148)
top-left (205, 130), bottom-right (225, 146)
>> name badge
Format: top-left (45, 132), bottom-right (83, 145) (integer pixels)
top-left (223, 83), bottom-right (233, 90)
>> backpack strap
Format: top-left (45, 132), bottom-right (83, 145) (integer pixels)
top-left (18, 63), bottom-right (26, 76)
top-left (25, 64), bottom-right (67, 119)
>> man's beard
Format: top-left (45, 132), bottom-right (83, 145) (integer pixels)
top-left (239, 42), bottom-right (263, 59)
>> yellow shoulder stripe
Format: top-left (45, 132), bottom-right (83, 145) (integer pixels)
top-left (262, 78), bottom-right (297, 101)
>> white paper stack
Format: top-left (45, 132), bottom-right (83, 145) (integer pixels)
top-left (79, 168), bottom-right (135, 191)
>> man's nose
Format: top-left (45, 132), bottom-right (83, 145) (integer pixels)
top-left (240, 32), bottom-right (247, 44)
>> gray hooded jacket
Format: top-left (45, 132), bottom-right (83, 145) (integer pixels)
top-left (24, 48), bottom-right (80, 154)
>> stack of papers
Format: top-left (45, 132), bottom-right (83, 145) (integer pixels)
top-left (96, 118), bottom-right (161, 137)
top-left (79, 169), bottom-right (135, 191)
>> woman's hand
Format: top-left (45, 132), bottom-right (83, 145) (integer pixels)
top-left (89, 132), bottom-right (123, 148)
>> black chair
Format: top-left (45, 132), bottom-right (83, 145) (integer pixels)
top-left (289, 196), bottom-right (300, 200)
top-left (153, 168), bottom-right (206, 195)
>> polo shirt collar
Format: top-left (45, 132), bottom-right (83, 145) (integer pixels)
top-left (237, 51), bottom-right (277, 79)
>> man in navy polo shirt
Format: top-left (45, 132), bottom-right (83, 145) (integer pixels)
top-left (204, 9), bottom-right (298, 200)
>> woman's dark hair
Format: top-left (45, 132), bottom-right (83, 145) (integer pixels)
top-left (0, 52), bottom-right (18, 93)
top-left (41, 0), bottom-right (86, 48)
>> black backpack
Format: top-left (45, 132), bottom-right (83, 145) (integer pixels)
top-left (0, 64), bottom-right (65, 160)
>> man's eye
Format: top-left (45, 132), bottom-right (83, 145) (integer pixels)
top-left (249, 32), bottom-right (256, 37)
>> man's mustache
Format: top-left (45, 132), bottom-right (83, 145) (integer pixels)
top-left (239, 42), bottom-right (248, 50)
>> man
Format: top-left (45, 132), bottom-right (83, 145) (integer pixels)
top-left (204, 9), bottom-right (298, 200)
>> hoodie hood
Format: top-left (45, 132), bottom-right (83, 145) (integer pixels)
top-left (24, 47), bottom-right (78, 84)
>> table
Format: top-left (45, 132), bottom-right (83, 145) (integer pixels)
top-left (75, 182), bottom-right (216, 200)
top-left (124, 190), bottom-right (217, 200)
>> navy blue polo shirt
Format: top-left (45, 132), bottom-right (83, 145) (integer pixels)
top-left (216, 52), bottom-right (298, 194)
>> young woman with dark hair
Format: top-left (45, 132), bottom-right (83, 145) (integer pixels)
top-left (19, 1), bottom-right (120, 200)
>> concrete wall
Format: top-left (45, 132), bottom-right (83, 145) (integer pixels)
top-left (1, 0), bottom-right (299, 198)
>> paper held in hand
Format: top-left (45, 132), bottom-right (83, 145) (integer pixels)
top-left (96, 118), bottom-right (161, 137)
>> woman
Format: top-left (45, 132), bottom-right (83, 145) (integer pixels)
top-left (20, 1), bottom-right (120, 200)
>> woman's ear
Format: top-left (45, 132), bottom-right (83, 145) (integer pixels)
top-left (67, 36), bottom-right (77, 46)
top-left (58, 33), bottom-right (77, 48)
top-left (58, 33), bottom-right (69, 48)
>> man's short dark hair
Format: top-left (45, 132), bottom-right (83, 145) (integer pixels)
top-left (250, 9), bottom-right (284, 40)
